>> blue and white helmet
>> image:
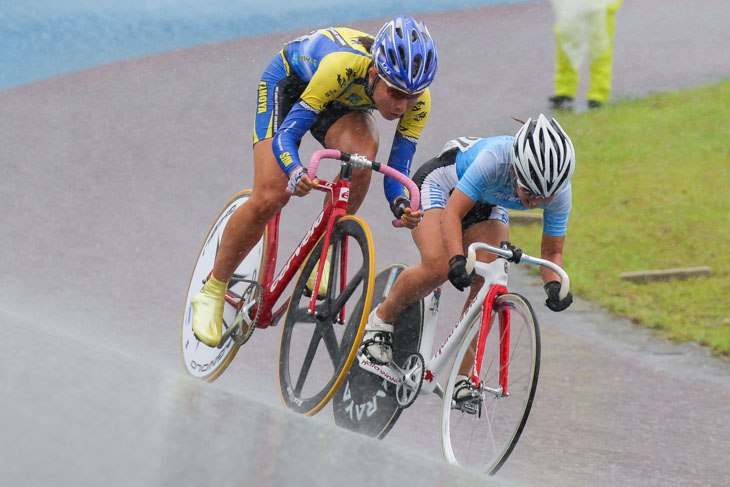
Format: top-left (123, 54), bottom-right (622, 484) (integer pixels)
top-left (371, 15), bottom-right (438, 94)
top-left (511, 114), bottom-right (575, 198)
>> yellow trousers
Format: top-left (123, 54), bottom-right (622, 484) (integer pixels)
top-left (553, 0), bottom-right (621, 103)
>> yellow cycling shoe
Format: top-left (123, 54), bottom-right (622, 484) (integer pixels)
top-left (190, 275), bottom-right (227, 347)
top-left (305, 248), bottom-right (331, 298)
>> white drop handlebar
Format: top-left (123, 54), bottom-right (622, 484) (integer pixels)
top-left (466, 242), bottom-right (571, 300)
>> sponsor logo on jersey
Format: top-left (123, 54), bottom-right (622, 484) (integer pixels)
top-left (298, 100), bottom-right (320, 113)
top-left (257, 82), bottom-right (267, 114)
top-left (279, 151), bottom-right (294, 167)
top-left (299, 55), bottom-right (318, 67)
top-left (346, 93), bottom-right (363, 104)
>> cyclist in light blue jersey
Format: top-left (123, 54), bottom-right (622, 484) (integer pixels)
top-left (361, 114), bottom-right (575, 367)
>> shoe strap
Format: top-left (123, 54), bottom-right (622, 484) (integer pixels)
top-left (365, 321), bottom-right (394, 334)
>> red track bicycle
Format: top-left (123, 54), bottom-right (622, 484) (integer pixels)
top-left (180, 149), bottom-right (419, 415)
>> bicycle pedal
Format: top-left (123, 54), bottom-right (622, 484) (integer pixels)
top-left (453, 398), bottom-right (479, 415)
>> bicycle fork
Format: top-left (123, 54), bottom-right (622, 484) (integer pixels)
top-left (473, 284), bottom-right (510, 396)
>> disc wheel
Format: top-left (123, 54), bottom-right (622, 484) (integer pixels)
top-left (441, 293), bottom-right (540, 474)
top-left (278, 216), bottom-right (375, 415)
top-left (180, 190), bottom-right (266, 382)
top-left (331, 264), bottom-right (424, 438)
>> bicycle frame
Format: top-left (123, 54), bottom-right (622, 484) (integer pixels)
top-left (227, 149), bottom-right (420, 334)
top-left (359, 241), bottom-right (568, 400)
top-left (238, 171), bottom-right (349, 330)
top-left (417, 258), bottom-right (509, 396)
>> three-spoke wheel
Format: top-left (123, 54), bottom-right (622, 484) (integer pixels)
top-left (278, 216), bottom-right (375, 415)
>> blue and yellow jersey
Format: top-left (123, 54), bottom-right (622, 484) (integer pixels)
top-left (271, 27), bottom-right (431, 204)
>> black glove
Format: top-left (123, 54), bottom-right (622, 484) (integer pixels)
top-left (544, 281), bottom-right (573, 312)
top-left (448, 255), bottom-right (475, 292)
top-left (390, 197), bottom-right (410, 219)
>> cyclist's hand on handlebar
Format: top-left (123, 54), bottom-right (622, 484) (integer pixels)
top-left (400, 207), bottom-right (423, 229)
top-left (287, 167), bottom-right (319, 197)
top-left (544, 281), bottom-right (573, 311)
top-left (448, 255), bottom-right (476, 292)
top-left (391, 198), bottom-right (422, 229)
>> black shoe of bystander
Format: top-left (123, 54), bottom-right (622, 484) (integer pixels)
top-left (548, 95), bottom-right (574, 110)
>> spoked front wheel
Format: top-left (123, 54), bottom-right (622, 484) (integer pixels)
top-left (180, 190), bottom-right (266, 381)
top-left (278, 216), bottom-right (375, 415)
top-left (441, 293), bottom-right (540, 475)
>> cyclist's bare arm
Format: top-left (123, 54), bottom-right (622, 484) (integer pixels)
top-left (540, 233), bottom-right (566, 283)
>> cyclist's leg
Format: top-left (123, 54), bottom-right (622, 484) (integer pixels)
top-left (375, 152), bottom-right (459, 323)
top-left (191, 140), bottom-right (288, 345)
top-left (212, 139), bottom-right (289, 282)
top-left (322, 110), bottom-right (379, 214)
top-left (375, 209), bottom-right (450, 323)
top-left (359, 209), bottom-right (449, 364)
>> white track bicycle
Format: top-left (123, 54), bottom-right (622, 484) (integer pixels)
top-left (332, 241), bottom-right (569, 474)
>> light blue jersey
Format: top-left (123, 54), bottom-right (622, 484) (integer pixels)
top-left (452, 136), bottom-right (572, 236)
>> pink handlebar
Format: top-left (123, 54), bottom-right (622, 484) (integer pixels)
top-left (307, 149), bottom-right (420, 228)
top-left (307, 149), bottom-right (342, 180)
top-left (378, 165), bottom-right (420, 227)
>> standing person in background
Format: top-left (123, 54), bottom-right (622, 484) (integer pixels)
top-left (549, 0), bottom-right (622, 110)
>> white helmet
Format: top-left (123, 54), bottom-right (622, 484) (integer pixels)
top-left (511, 114), bottom-right (575, 198)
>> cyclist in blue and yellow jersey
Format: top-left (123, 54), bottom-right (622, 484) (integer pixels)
top-left (361, 115), bottom-right (575, 375)
top-left (191, 16), bottom-right (438, 347)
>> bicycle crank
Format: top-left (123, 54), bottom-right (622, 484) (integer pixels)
top-left (356, 350), bottom-right (424, 409)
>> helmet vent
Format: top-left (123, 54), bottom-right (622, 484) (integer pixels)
top-left (412, 54), bottom-right (423, 79)
top-left (424, 51), bottom-right (433, 74)
top-left (389, 49), bottom-right (398, 68)
top-left (397, 46), bottom-right (407, 70)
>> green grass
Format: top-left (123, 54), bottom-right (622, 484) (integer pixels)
top-left (509, 78), bottom-right (730, 357)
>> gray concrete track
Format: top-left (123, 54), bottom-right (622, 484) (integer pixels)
top-left (1, 1), bottom-right (729, 486)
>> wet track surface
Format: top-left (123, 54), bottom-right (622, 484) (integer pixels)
top-left (2, 1), bottom-right (730, 485)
